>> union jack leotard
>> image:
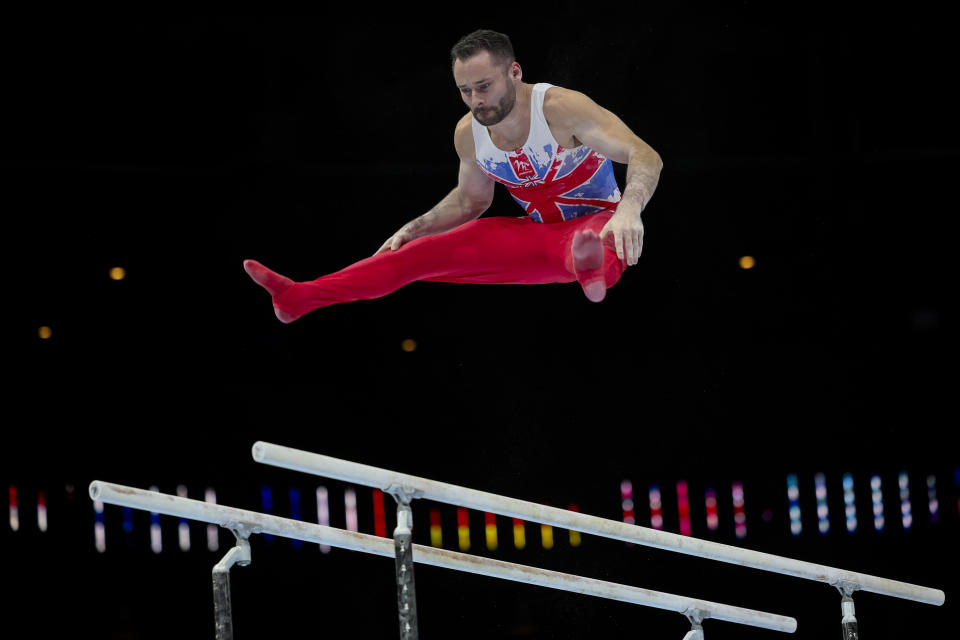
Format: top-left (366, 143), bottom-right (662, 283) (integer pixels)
top-left (471, 82), bottom-right (622, 224)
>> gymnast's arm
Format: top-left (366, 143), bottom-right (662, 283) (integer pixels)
top-left (374, 114), bottom-right (495, 255)
top-left (545, 88), bottom-right (663, 266)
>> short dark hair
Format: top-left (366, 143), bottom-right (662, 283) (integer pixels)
top-left (450, 29), bottom-right (514, 70)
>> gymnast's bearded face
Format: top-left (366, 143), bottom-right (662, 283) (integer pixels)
top-left (454, 51), bottom-right (520, 126)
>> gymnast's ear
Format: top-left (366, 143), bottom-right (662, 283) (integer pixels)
top-left (509, 61), bottom-right (522, 81)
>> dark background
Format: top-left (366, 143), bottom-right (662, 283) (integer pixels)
top-left (3, 10), bottom-right (956, 639)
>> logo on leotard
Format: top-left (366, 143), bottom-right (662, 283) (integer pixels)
top-left (508, 149), bottom-right (537, 180)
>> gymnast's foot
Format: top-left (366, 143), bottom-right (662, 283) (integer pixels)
top-left (243, 259), bottom-right (300, 323)
top-left (571, 229), bottom-right (606, 302)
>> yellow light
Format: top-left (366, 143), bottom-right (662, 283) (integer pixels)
top-left (457, 508), bottom-right (470, 551)
top-left (513, 519), bottom-right (526, 550)
top-left (540, 523), bottom-right (554, 550)
top-left (485, 523), bottom-right (498, 551)
top-left (38, 326), bottom-right (52, 340)
top-left (430, 525), bottom-right (443, 548)
top-left (739, 255), bottom-right (756, 270)
top-left (567, 504), bottom-right (582, 547)
top-left (109, 267), bottom-right (126, 280)
top-left (401, 338), bottom-right (417, 352)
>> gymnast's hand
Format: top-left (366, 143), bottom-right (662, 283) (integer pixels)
top-left (374, 223), bottom-right (418, 256)
top-left (599, 206), bottom-right (644, 266)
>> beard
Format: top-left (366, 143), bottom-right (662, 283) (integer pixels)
top-left (473, 82), bottom-right (517, 126)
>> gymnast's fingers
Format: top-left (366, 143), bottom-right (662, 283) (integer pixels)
top-left (374, 238), bottom-right (391, 256)
top-left (613, 230), bottom-right (625, 262)
top-left (391, 231), bottom-right (412, 251)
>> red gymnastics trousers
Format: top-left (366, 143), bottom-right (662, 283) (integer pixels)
top-left (245, 208), bottom-right (626, 323)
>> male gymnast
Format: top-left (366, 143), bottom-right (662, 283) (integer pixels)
top-left (244, 29), bottom-right (663, 323)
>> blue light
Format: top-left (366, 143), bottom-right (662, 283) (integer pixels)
top-left (787, 474), bottom-right (801, 536)
top-left (261, 486), bottom-right (274, 543)
top-left (871, 475), bottom-right (885, 532)
top-left (843, 473), bottom-right (857, 533)
top-left (899, 472), bottom-right (912, 531)
top-left (815, 473), bottom-right (830, 535)
top-left (289, 487), bottom-right (302, 550)
top-left (926, 475), bottom-right (939, 524)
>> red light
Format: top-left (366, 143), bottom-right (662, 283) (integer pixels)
top-left (677, 481), bottom-right (691, 536)
top-left (733, 482), bottom-right (747, 539)
top-left (568, 503), bottom-right (581, 547)
top-left (620, 480), bottom-right (635, 524)
top-left (372, 489), bottom-right (386, 537)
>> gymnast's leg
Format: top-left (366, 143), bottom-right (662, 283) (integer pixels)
top-left (243, 211), bottom-right (626, 323)
top-left (426, 209), bottom-right (625, 301)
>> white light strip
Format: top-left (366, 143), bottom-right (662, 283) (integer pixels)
top-left (94, 500), bottom-right (106, 553)
top-left (177, 485), bottom-right (191, 552)
top-left (316, 486), bottom-right (331, 553)
top-left (37, 491), bottom-right (48, 533)
top-left (344, 488), bottom-right (358, 532)
top-left (9, 485), bottom-right (19, 532)
top-left (88, 480), bottom-right (797, 634)
top-left (251, 442), bottom-right (945, 606)
top-left (149, 484), bottom-right (162, 554)
top-left (205, 488), bottom-right (219, 552)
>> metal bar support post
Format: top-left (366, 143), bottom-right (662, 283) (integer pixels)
top-left (390, 486), bottom-right (423, 640)
top-left (838, 582), bottom-right (859, 640)
top-left (212, 524), bottom-right (256, 640)
top-left (682, 609), bottom-right (705, 640)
